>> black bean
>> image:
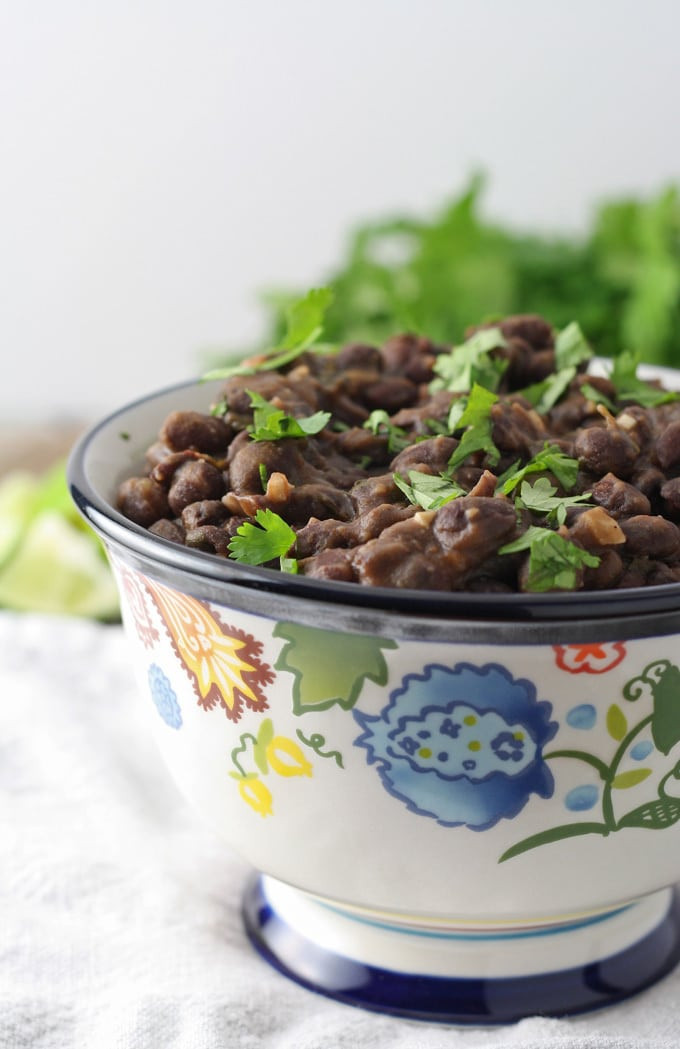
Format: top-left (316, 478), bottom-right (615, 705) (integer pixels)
top-left (168, 460), bottom-right (226, 515)
top-left (181, 500), bottom-right (230, 530)
top-left (574, 426), bottom-right (638, 478)
top-left (660, 478), bottom-right (680, 521)
top-left (591, 473), bottom-right (651, 519)
top-left (184, 526), bottom-right (232, 557)
top-left (160, 411), bottom-right (232, 454)
top-left (117, 477), bottom-right (170, 527)
top-left (620, 515), bottom-right (680, 559)
top-left (657, 421), bottom-right (680, 471)
top-left (148, 519), bottom-right (186, 544)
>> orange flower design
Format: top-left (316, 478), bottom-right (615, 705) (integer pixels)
top-left (554, 642), bottom-right (626, 675)
top-left (144, 577), bottom-right (273, 721)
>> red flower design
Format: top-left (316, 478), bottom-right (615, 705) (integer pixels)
top-left (554, 642), bottom-right (626, 674)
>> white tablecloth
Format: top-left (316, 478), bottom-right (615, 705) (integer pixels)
top-left (1, 611), bottom-right (679, 1049)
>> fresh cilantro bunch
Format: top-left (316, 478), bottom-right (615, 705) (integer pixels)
top-left (246, 177), bottom-right (680, 367)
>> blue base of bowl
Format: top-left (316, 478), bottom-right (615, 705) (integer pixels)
top-left (242, 876), bottom-right (680, 1024)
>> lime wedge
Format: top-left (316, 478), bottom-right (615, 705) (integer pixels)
top-left (0, 471), bottom-right (41, 569)
top-left (0, 510), bottom-right (119, 619)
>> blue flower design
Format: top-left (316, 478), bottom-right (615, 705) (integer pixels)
top-left (148, 664), bottom-right (182, 729)
top-left (353, 662), bottom-right (557, 830)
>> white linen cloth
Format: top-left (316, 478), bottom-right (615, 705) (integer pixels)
top-left (1, 610), bottom-right (679, 1049)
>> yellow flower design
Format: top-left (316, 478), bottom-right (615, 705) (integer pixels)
top-left (238, 776), bottom-right (273, 817)
top-left (266, 736), bottom-right (313, 778)
top-left (144, 576), bottom-right (273, 721)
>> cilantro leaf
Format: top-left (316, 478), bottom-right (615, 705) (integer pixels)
top-left (499, 526), bottom-right (600, 592)
top-left (394, 470), bottom-right (466, 510)
top-left (280, 286), bottom-right (334, 352)
top-left (554, 321), bottom-right (593, 369)
top-left (228, 509), bottom-right (297, 567)
top-left (447, 383), bottom-right (500, 472)
top-left (247, 390), bottom-right (330, 441)
top-left (579, 382), bottom-right (616, 412)
top-left (204, 287), bottom-right (334, 380)
top-left (431, 327), bottom-right (509, 394)
top-left (500, 442), bottom-right (579, 494)
top-left (451, 383), bottom-right (499, 430)
top-left (610, 350), bottom-right (680, 407)
top-left (516, 477), bottom-right (593, 525)
top-left (363, 410), bottom-right (410, 452)
top-left (518, 366), bottom-right (576, 413)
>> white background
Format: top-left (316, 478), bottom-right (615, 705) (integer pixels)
top-left (2, 0), bottom-right (680, 422)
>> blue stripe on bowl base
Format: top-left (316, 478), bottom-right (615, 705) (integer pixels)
top-left (241, 877), bottom-right (680, 1025)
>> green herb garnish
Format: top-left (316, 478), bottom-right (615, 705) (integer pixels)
top-left (499, 526), bottom-right (600, 592)
top-left (247, 391), bottom-right (331, 442)
top-left (204, 286), bottom-right (334, 380)
top-left (228, 508), bottom-right (297, 569)
top-left (447, 384), bottom-right (500, 472)
top-left (394, 470), bottom-right (466, 510)
top-left (363, 410), bottom-right (410, 452)
top-left (515, 477), bottom-right (593, 526)
top-left (518, 367), bottom-right (576, 414)
top-left (499, 442), bottom-right (580, 494)
top-left (610, 350), bottom-right (680, 407)
top-left (554, 321), bottom-right (593, 369)
top-left (579, 382), bottom-right (617, 412)
top-left (210, 398), bottom-right (229, 417)
top-left (431, 327), bottom-right (509, 394)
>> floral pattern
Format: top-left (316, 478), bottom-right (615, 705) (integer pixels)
top-left (144, 578), bottom-right (273, 722)
top-left (121, 567), bottom-right (159, 649)
top-left (554, 642), bottom-right (626, 674)
top-left (353, 663), bottom-right (557, 830)
top-left (148, 663), bottom-right (182, 728)
top-left (113, 563), bottom-right (680, 862)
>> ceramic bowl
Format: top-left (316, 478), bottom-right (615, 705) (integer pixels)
top-left (68, 371), bottom-right (680, 1024)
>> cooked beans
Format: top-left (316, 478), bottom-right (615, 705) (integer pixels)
top-left (116, 315), bottom-right (680, 593)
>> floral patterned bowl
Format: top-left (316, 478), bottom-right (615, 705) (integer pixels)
top-left (68, 374), bottom-right (680, 1024)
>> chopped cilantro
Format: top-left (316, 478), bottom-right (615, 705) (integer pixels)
top-left (258, 463), bottom-right (269, 492)
top-left (610, 350), bottom-right (680, 407)
top-left (210, 398), bottom-right (229, 417)
top-left (554, 321), bottom-right (593, 369)
top-left (579, 382), bottom-right (616, 412)
top-left (394, 470), bottom-right (466, 510)
top-left (204, 287), bottom-right (334, 380)
top-left (499, 526), bottom-right (600, 592)
top-left (431, 327), bottom-right (509, 394)
top-left (518, 366), bottom-right (576, 413)
top-left (228, 509), bottom-right (297, 568)
top-left (363, 410), bottom-right (410, 452)
top-left (500, 442), bottom-right (580, 494)
top-left (451, 383), bottom-right (499, 430)
top-left (247, 390), bottom-right (331, 441)
top-left (447, 384), bottom-right (500, 472)
top-left (516, 477), bottom-right (593, 526)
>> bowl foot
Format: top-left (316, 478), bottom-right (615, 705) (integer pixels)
top-left (242, 875), bottom-right (680, 1024)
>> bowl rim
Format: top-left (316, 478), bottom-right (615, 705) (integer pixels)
top-left (67, 369), bottom-right (680, 624)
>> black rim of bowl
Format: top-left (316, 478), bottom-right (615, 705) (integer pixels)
top-left (67, 378), bottom-right (680, 624)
